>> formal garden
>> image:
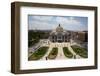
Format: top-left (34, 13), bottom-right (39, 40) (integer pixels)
top-left (28, 47), bottom-right (49, 60)
top-left (28, 44), bottom-right (88, 60)
top-left (63, 47), bottom-right (73, 58)
top-left (47, 47), bottom-right (58, 59)
top-left (71, 45), bottom-right (88, 58)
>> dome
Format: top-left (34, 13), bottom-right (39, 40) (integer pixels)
top-left (56, 24), bottom-right (63, 32)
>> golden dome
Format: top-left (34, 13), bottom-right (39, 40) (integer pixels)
top-left (56, 24), bottom-right (63, 32)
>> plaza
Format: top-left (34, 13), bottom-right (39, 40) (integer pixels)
top-left (28, 24), bottom-right (88, 61)
top-left (39, 41), bottom-right (82, 60)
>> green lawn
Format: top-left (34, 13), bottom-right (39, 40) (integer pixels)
top-left (63, 47), bottom-right (73, 58)
top-left (28, 47), bottom-right (49, 60)
top-left (71, 45), bottom-right (88, 58)
top-left (47, 47), bottom-right (58, 59)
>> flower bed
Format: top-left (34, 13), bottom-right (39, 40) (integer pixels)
top-left (47, 47), bottom-right (58, 59)
top-left (63, 47), bottom-right (73, 58)
top-left (71, 45), bottom-right (88, 58)
top-left (28, 46), bottom-right (49, 60)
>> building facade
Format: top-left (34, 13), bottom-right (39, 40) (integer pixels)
top-left (49, 24), bottom-right (71, 43)
top-left (49, 24), bottom-right (88, 43)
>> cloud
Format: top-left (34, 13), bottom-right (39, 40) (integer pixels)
top-left (29, 15), bottom-right (54, 22)
top-left (55, 16), bottom-right (87, 31)
top-left (28, 15), bottom-right (87, 31)
top-left (55, 16), bottom-right (81, 26)
top-left (29, 20), bottom-right (56, 30)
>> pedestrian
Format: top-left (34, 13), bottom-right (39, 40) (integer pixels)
top-left (46, 57), bottom-right (48, 60)
top-left (74, 55), bottom-right (76, 59)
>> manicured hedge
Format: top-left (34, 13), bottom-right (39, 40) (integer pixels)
top-left (63, 47), bottom-right (73, 58)
top-left (71, 45), bottom-right (87, 58)
top-left (28, 47), bottom-right (49, 60)
top-left (47, 47), bottom-right (58, 59)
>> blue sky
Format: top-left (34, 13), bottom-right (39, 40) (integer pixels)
top-left (28, 15), bottom-right (88, 31)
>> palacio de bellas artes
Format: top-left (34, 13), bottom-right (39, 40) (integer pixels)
top-left (28, 16), bottom-right (88, 61)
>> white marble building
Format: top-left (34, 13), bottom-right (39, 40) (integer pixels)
top-left (49, 24), bottom-right (71, 43)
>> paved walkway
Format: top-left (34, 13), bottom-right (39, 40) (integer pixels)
top-left (68, 45), bottom-right (82, 59)
top-left (56, 46), bottom-right (68, 60)
top-left (29, 40), bottom-right (83, 60)
top-left (40, 42), bottom-right (82, 60)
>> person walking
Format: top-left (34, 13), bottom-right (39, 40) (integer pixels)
top-left (46, 57), bottom-right (48, 60)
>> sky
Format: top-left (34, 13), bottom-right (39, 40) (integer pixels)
top-left (28, 15), bottom-right (88, 31)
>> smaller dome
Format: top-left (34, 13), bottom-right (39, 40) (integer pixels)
top-left (56, 24), bottom-right (63, 32)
